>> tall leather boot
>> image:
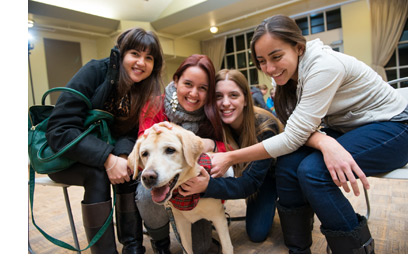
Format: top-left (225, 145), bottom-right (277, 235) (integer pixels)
top-left (81, 199), bottom-right (118, 254)
top-left (145, 222), bottom-right (171, 254)
top-left (115, 192), bottom-right (146, 254)
top-left (277, 202), bottom-right (314, 254)
top-left (321, 213), bottom-right (375, 254)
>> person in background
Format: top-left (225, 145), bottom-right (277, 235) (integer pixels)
top-left (251, 84), bottom-right (273, 113)
top-left (46, 28), bottom-right (164, 254)
top-left (266, 86), bottom-right (277, 116)
top-left (179, 69), bottom-right (282, 243)
top-left (136, 54), bottom-right (225, 253)
top-left (210, 15), bottom-right (408, 254)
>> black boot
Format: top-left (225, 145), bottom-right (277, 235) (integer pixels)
top-left (81, 199), bottom-right (118, 254)
top-left (277, 202), bottom-right (314, 254)
top-left (321, 213), bottom-right (375, 254)
top-left (145, 222), bottom-right (171, 254)
top-left (116, 192), bottom-right (146, 254)
top-left (192, 219), bottom-right (213, 254)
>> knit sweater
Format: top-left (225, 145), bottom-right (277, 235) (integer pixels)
top-left (262, 39), bottom-right (408, 158)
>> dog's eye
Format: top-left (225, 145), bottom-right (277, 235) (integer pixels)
top-left (165, 147), bottom-right (176, 154)
top-left (141, 151), bottom-right (149, 158)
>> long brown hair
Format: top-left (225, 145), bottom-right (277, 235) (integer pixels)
top-left (216, 69), bottom-right (282, 176)
top-left (250, 15), bottom-right (306, 125)
top-left (115, 28), bottom-right (164, 134)
top-left (173, 54), bottom-right (223, 141)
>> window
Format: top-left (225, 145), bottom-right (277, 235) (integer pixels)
top-left (221, 30), bottom-right (259, 85)
top-left (385, 18), bottom-right (408, 88)
top-left (295, 8), bottom-right (342, 36)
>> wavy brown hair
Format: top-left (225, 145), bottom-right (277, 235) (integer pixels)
top-left (216, 69), bottom-right (282, 176)
top-left (115, 28), bottom-right (164, 134)
top-left (250, 15), bottom-right (306, 125)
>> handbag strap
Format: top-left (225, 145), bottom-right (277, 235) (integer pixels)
top-left (28, 166), bottom-right (116, 252)
top-left (42, 87), bottom-right (92, 109)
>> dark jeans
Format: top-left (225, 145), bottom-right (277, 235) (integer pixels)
top-left (276, 121), bottom-right (408, 232)
top-left (49, 162), bottom-right (136, 204)
top-left (246, 176), bottom-right (277, 242)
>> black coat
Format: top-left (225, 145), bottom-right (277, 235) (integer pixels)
top-left (46, 47), bottom-right (139, 168)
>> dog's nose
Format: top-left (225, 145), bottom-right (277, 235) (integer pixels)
top-left (142, 169), bottom-right (158, 187)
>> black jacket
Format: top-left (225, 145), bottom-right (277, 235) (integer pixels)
top-left (46, 47), bottom-right (139, 168)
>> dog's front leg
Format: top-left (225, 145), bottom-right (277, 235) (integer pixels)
top-left (171, 206), bottom-right (194, 254)
top-left (212, 204), bottom-right (234, 254)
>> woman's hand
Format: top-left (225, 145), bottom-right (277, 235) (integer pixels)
top-left (105, 154), bottom-right (131, 184)
top-left (210, 152), bottom-right (233, 178)
top-left (178, 166), bottom-right (210, 196)
top-left (313, 134), bottom-right (370, 196)
top-left (143, 121), bottom-right (172, 137)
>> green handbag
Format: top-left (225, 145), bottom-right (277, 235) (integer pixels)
top-left (28, 87), bottom-right (115, 174)
top-left (28, 87), bottom-right (116, 252)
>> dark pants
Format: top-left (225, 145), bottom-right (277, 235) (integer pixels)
top-left (276, 121), bottom-right (408, 231)
top-left (49, 162), bottom-right (136, 203)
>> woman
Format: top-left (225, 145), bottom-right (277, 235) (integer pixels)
top-left (136, 54), bottom-right (224, 253)
top-left (211, 15), bottom-right (408, 254)
top-left (179, 69), bottom-right (282, 242)
top-left (46, 28), bottom-right (164, 254)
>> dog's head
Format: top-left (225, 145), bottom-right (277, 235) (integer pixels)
top-left (128, 123), bottom-right (203, 204)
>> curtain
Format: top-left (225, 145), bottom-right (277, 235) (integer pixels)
top-left (201, 36), bottom-right (226, 72)
top-left (370, 0), bottom-right (408, 80)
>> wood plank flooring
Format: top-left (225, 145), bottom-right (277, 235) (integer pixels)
top-left (28, 177), bottom-right (408, 254)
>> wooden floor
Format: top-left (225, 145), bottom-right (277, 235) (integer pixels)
top-left (28, 177), bottom-right (408, 255)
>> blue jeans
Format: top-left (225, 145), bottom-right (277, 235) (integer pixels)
top-left (276, 121), bottom-right (408, 232)
top-left (246, 175), bottom-right (277, 242)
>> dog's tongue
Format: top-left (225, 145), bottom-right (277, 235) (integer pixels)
top-left (151, 184), bottom-right (170, 203)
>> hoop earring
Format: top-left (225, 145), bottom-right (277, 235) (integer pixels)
top-left (170, 91), bottom-right (178, 112)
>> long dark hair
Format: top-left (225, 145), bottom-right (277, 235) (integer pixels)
top-left (250, 15), bottom-right (306, 124)
top-left (173, 54), bottom-right (223, 141)
top-left (115, 28), bottom-right (164, 134)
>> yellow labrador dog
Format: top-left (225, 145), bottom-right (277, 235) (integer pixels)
top-left (128, 123), bottom-right (233, 254)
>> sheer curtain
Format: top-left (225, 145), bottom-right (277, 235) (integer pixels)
top-left (370, 0), bottom-right (408, 80)
top-left (201, 36), bottom-right (226, 72)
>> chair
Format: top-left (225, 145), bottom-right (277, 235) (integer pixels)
top-left (28, 175), bottom-right (81, 254)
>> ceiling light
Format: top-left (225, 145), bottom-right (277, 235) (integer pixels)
top-left (210, 26), bottom-right (218, 34)
top-left (28, 20), bottom-right (34, 28)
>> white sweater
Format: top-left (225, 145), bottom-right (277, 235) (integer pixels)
top-left (262, 39), bottom-right (408, 158)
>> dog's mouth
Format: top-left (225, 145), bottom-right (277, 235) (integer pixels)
top-left (151, 174), bottom-right (179, 204)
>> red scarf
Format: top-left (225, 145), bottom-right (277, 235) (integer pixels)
top-left (169, 153), bottom-right (212, 211)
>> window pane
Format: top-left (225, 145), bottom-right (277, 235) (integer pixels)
top-left (399, 20), bottom-right (408, 42)
top-left (236, 34), bottom-right (245, 51)
top-left (226, 55), bottom-right (235, 69)
top-left (240, 69), bottom-right (248, 81)
top-left (311, 13), bottom-right (324, 34)
top-left (295, 17), bottom-right (309, 36)
top-left (385, 69), bottom-right (397, 87)
top-left (226, 37), bottom-right (234, 54)
top-left (398, 43), bottom-right (408, 66)
top-left (249, 68), bottom-right (259, 85)
top-left (400, 68), bottom-right (408, 87)
top-left (326, 9), bottom-right (342, 30)
top-left (246, 31), bottom-right (254, 48)
top-left (247, 50), bottom-right (254, 66)
top-left (237, 52), bottom-right (247, 68)
top-left (220, 58), bottom-right (225, 69)
top-left (385, 51), bottom-right (397, 68)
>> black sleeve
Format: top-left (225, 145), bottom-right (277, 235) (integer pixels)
top-left (46, 59), bottom-right (114, 168)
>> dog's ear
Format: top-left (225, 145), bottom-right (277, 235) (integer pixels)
top-left (128, 138), bottom-right (144, 180)
top-left (176, 127), bottom-right (204, 168)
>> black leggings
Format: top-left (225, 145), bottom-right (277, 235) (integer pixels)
top-left (49, 163), bottom-right (137, 204)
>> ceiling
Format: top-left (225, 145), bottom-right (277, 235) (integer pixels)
top-left (28, 0), bottom-right (348, 41)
